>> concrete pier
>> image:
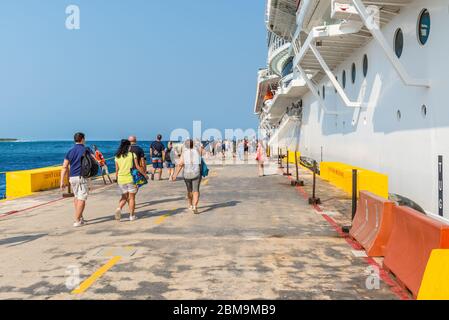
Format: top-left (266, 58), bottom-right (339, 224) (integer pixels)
top-left (0, 163), bottom-right (404, 299)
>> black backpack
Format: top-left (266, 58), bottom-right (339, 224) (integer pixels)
top-left (80, 148), bottom-right (99, 178)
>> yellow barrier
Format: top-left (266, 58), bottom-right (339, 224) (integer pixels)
top-left (285, 150), bottom-right (301, 164)
top-left (319, 162), bottom-right (388, 199)
top-left (6, 166), bottom-right (68, 199)
top-left (418, 249), bottom-right (449, 300)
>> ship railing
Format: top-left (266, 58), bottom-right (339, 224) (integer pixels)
top-left (267, 32), bottom-right (288, 58)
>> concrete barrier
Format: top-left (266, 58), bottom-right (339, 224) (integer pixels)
top-left (350, 191), bottom-right (395, 257)
top-left (383, 206), bottom-right (449, 298)
top-left (418, 249), bottom-right (449, 300)
top-left (319, 162), bottom-right (388, 199)
top-left (6, 166), bottom-right (67, 199)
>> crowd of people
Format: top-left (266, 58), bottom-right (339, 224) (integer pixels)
top-left (60, 132), bottom-right (266, 227)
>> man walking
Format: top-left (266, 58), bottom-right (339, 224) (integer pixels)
top-left (150, 134), bottom-right (165, 181)
top-left (60, 132), bottom-right (95, 227)
top-left (129, 136), bottom-right (147, 174)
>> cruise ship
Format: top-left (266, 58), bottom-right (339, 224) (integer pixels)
top-left (255, 0), bottom-right (448, 220)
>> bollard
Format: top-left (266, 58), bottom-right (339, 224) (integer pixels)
top-left (284, 150), bottom-right (292, 176)
top-left (279, 149), bottom-right (284, 169)
top-left (277, 148), bottom-right (281, 166)
top-left (63, 181), bottom-right (74, 198)
top-left (308, 161), bottom-right (321, 205)
top-left (342, 169), bottom-right (358, 233)
top-left (291, 152), bottom-right (304, 187)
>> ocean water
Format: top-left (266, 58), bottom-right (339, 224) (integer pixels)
top-left (0, 140), bottom-right (166, 199)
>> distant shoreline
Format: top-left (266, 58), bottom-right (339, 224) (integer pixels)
top-left (0, 138), bottom-right (18, 142)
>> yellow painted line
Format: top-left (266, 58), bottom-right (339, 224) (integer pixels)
top-left (202, 179), bottom-right (209, 186)
top-left (155, 209), bottom-right (178, 225)
top-left (72, 256), bottom-right (122, 295)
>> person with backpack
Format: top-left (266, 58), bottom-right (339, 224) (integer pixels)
top-left (114, 139), bottom-right (147, 222)
top-left (150, 134), bottom-right (165, 181)
top-left (174, 139), bottom-right (202, 214)
top-left (60, 132), bottom-right (98, 227)
top-left (165, 141), bottom-right (177, 181)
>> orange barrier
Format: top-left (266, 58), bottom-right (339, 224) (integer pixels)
top-left (349, 191), bottom-right (395, 257)
top-left (383, 206), bottom-right (449, 298)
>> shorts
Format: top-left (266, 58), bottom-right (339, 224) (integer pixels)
top-left (184, 176), bottom-right (201, 193)
top-left (100, 165), bottom-right (109, 175)
top-left (69, 176), bottom-right (89, 201)
top-left (166, 161), bottom-right (175, 169)
top-left (152, 157), bottom-right (163, 169)
top-left (118, 183), bottom-right (138, 195)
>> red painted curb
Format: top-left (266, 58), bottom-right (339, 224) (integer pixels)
top-left (284, 173), bottom-right (411, 300)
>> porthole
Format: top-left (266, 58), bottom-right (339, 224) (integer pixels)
top-left (421, 104), bottom-right (427, 118)
top-left (394, 28), bottom-right (404, 58)
top-left (342, 70), bottom-right (346, 89)
top-left (397, 110), bottom-right (402, 121)
top-left (363, 55), bottom-right (368, 78)
top-left (351, 63), bottom-right (356, 84)
top-left (322, 85), bottom-right (326, 99)
top-left (418, 9), bottom-right (431, 45)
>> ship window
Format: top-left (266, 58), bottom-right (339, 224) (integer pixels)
top-left (421, 104), bottom-right (427, 118)
top-left (394, 28), bottom-right (404, 58)
top-left (342, 70), bottom-right (346, 89)
top-left (351, 63), bottom-right (356, 84)
top-left (397, 110), bottom-right (402, 121)
top-left (418, 9), bottom-right (431, 45)
top-left (363, 55), bottom-right (368, 78)
top-left (335, 76), bottom-right (338, 93)
top-left (322, 85), bottom-right (325, 99)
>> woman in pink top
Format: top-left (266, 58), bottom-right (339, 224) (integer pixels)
top-left (256, 140), bottom-right (265, 177)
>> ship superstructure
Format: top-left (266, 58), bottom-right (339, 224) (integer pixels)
top-left (255, 0), bottom-right (449, 220)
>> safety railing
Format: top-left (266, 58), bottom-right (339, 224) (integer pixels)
top-left (267, 32), bottom-right (289, 59)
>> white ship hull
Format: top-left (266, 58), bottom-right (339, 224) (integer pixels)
top-left (256, 0), bottom-right (449, 220)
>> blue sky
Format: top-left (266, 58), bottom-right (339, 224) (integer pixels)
top-left (0, 0), bottom-right (267, 140)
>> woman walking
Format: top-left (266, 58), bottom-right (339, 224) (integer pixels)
top-left (165, 141), bottom-right (176, 181)
top-left (256, 140), bottom-right (266, 177)
top-left (174, 139), bottom-right (202, 214)
top-left (114, 139), bottom-right (147, 221)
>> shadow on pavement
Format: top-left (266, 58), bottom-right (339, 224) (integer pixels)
top-left (200, 201), bottom-right (241, 214)
top-left (0, 234), bottom-right (47, 247)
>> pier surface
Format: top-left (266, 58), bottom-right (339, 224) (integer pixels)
top-left (0, 163), bottom-right (402, 299)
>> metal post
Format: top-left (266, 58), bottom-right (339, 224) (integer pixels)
top-left (62, 172), bottom-right (74, 198)
top-left (343, 169), bottom-right (358, 233)
top-left (308, 161), bottom-right (321, 205)
top-left (291, 152), bottom-right (304, 187)
top-left (279, 148), bottom-right (284, 169)
top-left (284, 150), bottom-right (292, 176)
top-left (277, 147), bottom-right (280, 166)
top-left (351, 169), bottom-right (358, 221)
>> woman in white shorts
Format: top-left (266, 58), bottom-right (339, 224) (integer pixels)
top-left (114, 139), bottom-right (147, 221)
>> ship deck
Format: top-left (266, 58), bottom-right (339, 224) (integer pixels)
top-left (0, 161), bottom-right (407, 299)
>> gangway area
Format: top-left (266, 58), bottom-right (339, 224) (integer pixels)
top-left (0, 163), bottom-right (406, 299)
